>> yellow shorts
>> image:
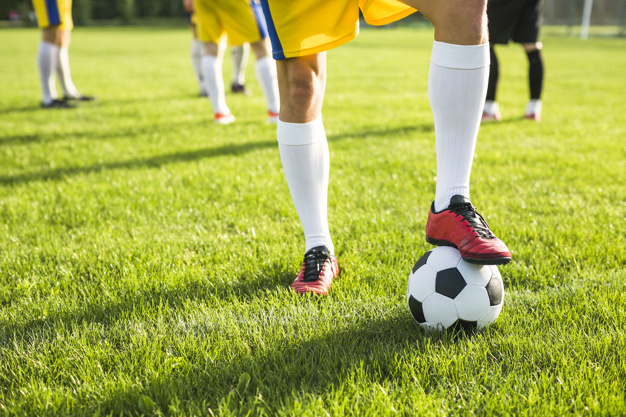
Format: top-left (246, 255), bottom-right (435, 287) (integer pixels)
top-left (259, 0), bottom-right (416, 59)
top-left (195, 0), bottom-right (268, 47)
top-left (32, 0), bottom-right (73, 30)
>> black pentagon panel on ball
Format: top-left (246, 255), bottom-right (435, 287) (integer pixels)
top-left (408, 295), bottom-right (426, 323)
top-left (451, 319), bottom-right (478, 332)
top-left (412, 250), bottom-right (432, 274)
top-left (486, 276), bottom-right (504, 306)
top-left (435, 268), bottom-right (467, 298)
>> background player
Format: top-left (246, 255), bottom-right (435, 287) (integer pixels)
top-left (32, 0), bottom-right (95, 108)
top-left (482, 0), bottom-right (545, 122)
top-left (259, 0), bottom-right (512, 294)
top-left (229, 43), bottom-right (252, 96)
top-left (184, 0), bottom-right (251, 98)
top-left (194, 0), bottom-right (279, 124)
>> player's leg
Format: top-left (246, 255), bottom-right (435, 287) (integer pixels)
top-left (191, 38), bottom-right (206, 97)
top-left (185, 4), bottom-right (206, 97)
top-left (482, 45), bottom-right (502, 121)
top-left (56, 29), bottom-right (80, 100)
top-left (221, 0), bottom-right (278, 120)
top-left (259, 0), bottom-right (368, 293)
top-left (56, 30), bottom-right (95, 102)
top-left (202, 40), bottom-right (234, 123)
top-left (400, 0), bottom-right (511, 264)
top-left (230, 43), bottom-right (251, 95)
top-left (513, 0), bottom-right (543, 121)
top-left (522, 42), bottom-right (543, 121)
top-left (250, 38), bottom-right (279, 122)
top-left (195, 0), bottom-right (234, 123)
top-left (38, 26), bottom-right (65, 107)
top-left (276, 53), bottom-right (338, 294)
top-left (33, 0), bottom-right (71, 108)
top-left (482, 0), bottom-right (517, 121)
top-left (48, 0), bottom-right (94, 102)
top-left (401, 0), bottom-right (487, 44)
top-left (190, 21), bottom-right (207, 97)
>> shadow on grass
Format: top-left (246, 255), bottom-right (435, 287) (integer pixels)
top-left (0, 119), bottom-right (199, 147)
top-left (0, 94), bottom-right (182, 116)
top-left (0, 246), bottom-right (479, 415)
top-left (0, 134), bottom-right (41, 145)
top-left (93, 307), bottom-right (476, 415)
top-left (0, 141), bottom-right (276, 185)
top-left (0, 124), bottom-right (432, 186)
top-left (0, 104), bottom-right (44, 115)
top-left (0, 260), bottom-right (295, 340)
top-left (480, 117), bottom-right (536, 127)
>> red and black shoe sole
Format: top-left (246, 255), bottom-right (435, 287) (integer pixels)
top-left (426, 236), bottom-right (512, 265)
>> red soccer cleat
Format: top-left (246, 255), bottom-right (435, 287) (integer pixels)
top-left (268, 110), bottom-right (279, 124)
top-left (481, 111), bottom-right (501, 122)
top-left (524, 113), bottom-right (541, 122)
top-left (290, 246), bottom-right (339, 295)
top-left (425, 195), bottom-right (511, 265)
top-left (214, 112), bottom-right (235, 124)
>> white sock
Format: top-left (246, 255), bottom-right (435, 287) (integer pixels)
top-left (429, 41), bottom-right (490, 212)
top-left (483, 100), bottom-right (499, 115)
top-left (190, 39), bottom-right (204, 94)
top-left (57, 45), bottom-right (80, 98)
top-left (37, 41), bottom-right (59, 104)
top-left (231, 44), bottom-right (249, 85)
top-left (525, 99), bottom-right (542, 116)
top-left (255, 56), bottom-right (279, 113)
top-left (201, 54), bottom-right (230, 115)
top-left (277, 117), bottom-right (334, 255)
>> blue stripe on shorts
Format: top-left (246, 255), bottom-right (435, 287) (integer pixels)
top-left (45, 0), bottom-right (61, 26)
top-left (251, 1), bottom-right (268, 40)
top-left (258, 0), bottom-right (285, 60)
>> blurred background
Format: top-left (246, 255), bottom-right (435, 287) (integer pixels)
top-left (1, 0), bottom-right (624, 38)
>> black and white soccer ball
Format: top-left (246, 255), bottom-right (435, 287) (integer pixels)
top-left (407, 246), bottom-right (504, 330)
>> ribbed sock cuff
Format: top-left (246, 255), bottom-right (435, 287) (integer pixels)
top-left (431, 41), bottom-right (490, 69)
top-left (277, 116), bottom-right (325, 146)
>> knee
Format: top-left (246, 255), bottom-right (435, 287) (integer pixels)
top-left (202, 42), bottom-right (220, 57)
top-left (281, 57), bottom-right (324, 102)
top-left (522, 42), bottom-right (543, 52)
top-left (277, 55), bottom-right (326, 122)
top-left (455, 0), bottom-right (487, 22)
top-left (60, 30), bottom-right (71, 47)
top-left (251, 38), bottom-right (271, 59)
top-left (453, 0), bottom-right (487, 40)
top-left (285, 73), bottom-right (317, 105)
top-left (42, 26), bottom-right (61, 45)
top-left (431, 0), bottom-right (487, 44)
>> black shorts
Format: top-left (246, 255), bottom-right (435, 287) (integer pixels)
top-left (487, 0), bottom-right (542, 45)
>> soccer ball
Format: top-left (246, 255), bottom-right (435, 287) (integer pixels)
top-left (407, 246), bottom-right (504, 330)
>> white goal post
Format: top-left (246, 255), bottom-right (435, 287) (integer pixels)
top-left (581, 0), bottom-right (594, 39)
top-left (542, 0), bottom-right (625, 38)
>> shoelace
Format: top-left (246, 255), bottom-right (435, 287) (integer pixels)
top-left (301, 247), bottom-right (332, 282)
top-left (448, 202), bottom-right (495, 239)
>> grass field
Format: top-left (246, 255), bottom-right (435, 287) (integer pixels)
top-left (0, 26), bottom-right (625, 416)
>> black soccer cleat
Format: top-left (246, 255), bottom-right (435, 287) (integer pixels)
top-left (41, 99), bottom-right (75, 109)
top-left (63, 94), bottom-right (97, 102)
top-left (231, 82), bottom-right (251, 96)
top-left (290, 246), bottom-right (339, 295)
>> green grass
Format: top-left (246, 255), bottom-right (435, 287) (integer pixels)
top-left (0, 26), bottom-right (625, 416)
